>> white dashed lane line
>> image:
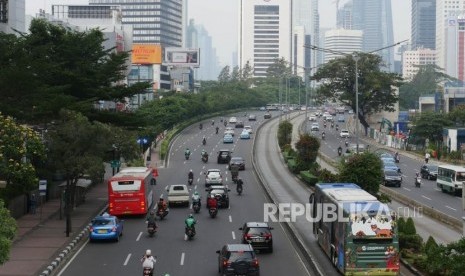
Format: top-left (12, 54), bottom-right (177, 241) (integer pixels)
top-left (229, 215), bottom-right (232, 223)
top-left (136, 232), bottom-right (142, 241)
top-left (180, 252), bottom-right (185, 266)
top-left (123, 253), bottom-right (131, 266)
top-left (232, 231), bottom-right (236, 240)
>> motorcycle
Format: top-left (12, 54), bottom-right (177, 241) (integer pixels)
top-left (193, 201), bottom-right (200, 213)
top-left (335, 125), bottom-right (339, 131)
top-left (202, 139), bottom-right (206, 146)
top-left (147, 223), bottom-right (157, 237)
top-left (338, 148), bottom-right (342, 156)
top-left (199, 123), bottom-right (203, 130)
top-left (209, 207), bottom-right (218, 218)
top-left (185, 152), bottom-right (190, 160)
top-left (211, 120), bottom-right (215, 126)
top-left (216, 127), bottom-right (219, 134)
top-left (224, 121), bottom-right (227, 127)
top-left (415, 176), bottom-right (421, 188)
top-left (322, 133), bottom-right (325, 140)
top-left (186, 226), bottom-right (195, 240)
top-left (188, 177), bottom-right (193, 186)
top-left (143, 267), bottom-right (153, 276)
top-left (237, 183), bottom-right (243, 195)
top-left (156, 208), bottom-right (168, 220)
top-left (202, 155), bottom-right (208, 163)
top-left (345, 141), bottom-right (349, 147)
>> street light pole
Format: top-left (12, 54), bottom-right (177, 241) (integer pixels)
top-left (353, 53), bottom-right (360, 154)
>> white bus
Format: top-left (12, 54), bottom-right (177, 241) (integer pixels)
top-left (266, 104), bottom-right (279, 111)
top-left (436, 165), bottom-right (465, 194)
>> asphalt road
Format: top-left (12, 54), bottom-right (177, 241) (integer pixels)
top-left (58, 111), bottom-right (310, 276)
top-left (306, 112), bottom-right (465, 221)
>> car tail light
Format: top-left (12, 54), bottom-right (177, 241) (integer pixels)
top-left (89, 226), bottom-right (94, 232)
top-left (223, 260), bottom-right (230, 267)
top-left (245, 234), bottom-right (252, 240)
top-left (264, 233), bottom-right (272, 240)
top-left (252, 259), bottom-right (259, 267)
top-left (111, 226), bottom-right (117, 232)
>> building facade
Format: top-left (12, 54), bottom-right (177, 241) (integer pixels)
top-left (337, 1), bottom-right (353, 29)
top-left (402, 48), bottom-right (436, 81)
top-left (238, 0), bottom-right (291, 77)
top-left (411, 0), bottom-right (436, 50)
top-left (0, 0), bottom-right (25, 34)
top-left (323, 29), bottom-right (363, 63)
top-left (444, 18), bottom-right (465, 81)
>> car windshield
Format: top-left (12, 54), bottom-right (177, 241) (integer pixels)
top-left (426, 165), bottom-right (438, 171)
top-left (247, 227), bottom-right (270, 235)
top-left (385, 170), bottom-right (399, 176)
top-left (173, 186), bottom-right (186, 191)
top-left (208, 172), bottom-right (221, 178)
top-left (93, 219), bottom-right (114, 226)
top-left (227, 251), bottom-right (254, 261)
top-left (231, 157), bottom-right (243, 162)
top-left (210, 190), bottom-right (225, 195)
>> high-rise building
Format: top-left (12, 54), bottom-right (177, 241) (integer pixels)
top-left (351, 0), bottom-right (394, 71)
top-left (444, 18), bottom-right (465, 81)
top-left (238, 0), bottom-right (292, 77)
top-left (0, 0), bottom-right (25, 34)
top-left (411, 0), bottom-right (436, 50)
top-left (324, 29), bottom-right (363, 63)
top-left (402, 48), bottom-right (436, 81)
top-left (435, 0), bottom-right (465, 73)
top-left (337, 1), bottom-right (353, 29)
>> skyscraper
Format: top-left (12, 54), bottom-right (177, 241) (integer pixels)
top-left (324, 29), bottom-right (363, 63)
top-left (351, 0), bottom-right (394, 71)
top-left (238, 0), bottom-right (292, 77)
top-left (0, 0), bottom-right (25, 34)
top-left (337, 1), bottom-right (353, 29)
top-left (411, 0), bottom-right (436, 50)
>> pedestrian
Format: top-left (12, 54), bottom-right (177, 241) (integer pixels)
top-left (30, 194), bottom-right (37, 214)
top-left (425, 152), bottom-right (430, 164)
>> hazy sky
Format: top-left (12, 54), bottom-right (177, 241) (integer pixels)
top-left (26, 0), bottom-right (411, 66)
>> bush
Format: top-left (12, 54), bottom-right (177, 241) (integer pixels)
top-left (287, 158), bottom-right (298, 173)
top-left (318, 168), bottom-right (338, 182)
top-left (399, 233), bottom-right (423, 252)
top-left (300, 171), bottom-right (318, 186)
top-left (277, 121), bottom-right (293, 148)
top-left (404, 217), bottom-right (417, 235)
top-left (282, 144), bottom-right (292, 153)
top-left (377, 193), bottom-right (391, 203)
top-left (397, 217), bottom-right (406, 233)
top-left (424, 236), bottom-right (438, 254)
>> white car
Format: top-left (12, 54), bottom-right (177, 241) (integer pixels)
top-left (205, 169), bottom-right (223, 187)
top-left (309, 116), bottom-right (317, 121)
top-left (166, 184), bottom-right (189, 207)
top-left (244, 125), bottom-right (253, 134)
top-left (311, 123), bottom-right (319, 131)
top-left (224, 127), bottom-right (235, 136)
top-left (340, 129), bottom-right (350, 138)
top-left (229, 117), bottom-right (238, 124)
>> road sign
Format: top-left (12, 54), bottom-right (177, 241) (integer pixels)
top-left (110, 160), bottom-right (121, 168)
top-left (39, 180), bottom-right (47, 196)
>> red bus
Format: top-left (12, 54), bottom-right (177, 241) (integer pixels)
top-left (108, 167), bottom-right (156, 216)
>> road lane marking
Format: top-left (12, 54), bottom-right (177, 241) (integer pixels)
top-left (446, 205), bottom-right (457, 211)
top-left (422, 195), bottom-right (432, 200)
top-left (136, 232), bottom-right (142, 241)
top-left (57, 239), bottom-right (89, 276)
top-left (123, 253), bottom-right (131, 266)
top-left (180, 252), bottom-right (185, 265)
top-left (229, 215), bottom-right (232, 223)
top-left (232, 231), bottom-right (236, 240)
top-left (403, 187), bottom-right (411, 192)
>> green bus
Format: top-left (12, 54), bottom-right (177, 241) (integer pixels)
top-left (436, 164), bottom-right (465, 194)
top-left (309, 183), bottom-right (399, 275)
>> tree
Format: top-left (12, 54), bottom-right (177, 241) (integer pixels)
top-left (277, 120), bottom-right (293, 148)
top-left (312, 53), bottom-right (403, 134)
top-left (266, 58), bottom-right (291, 79)
top-left (447, 104), bottom-right (465, 126)
top-left (0, 199), bottom-right (16, 265)
top-left (338, 152), bottom-right (383, 195)
top-left (231, 66), bottom-right (241, 82)
top-left (242, 61), bottom-right (254, 83)
top-left (411, 112), bottom-right (452, 145)
top-left (295, 134), bottom-right (320, 165)
top-left (218, 65), bottom-right (231, 84)
top-left (0, 114), bottom-right (46, 203)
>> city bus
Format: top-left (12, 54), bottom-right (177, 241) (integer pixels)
top-left (266, 103), bottom-right (279, 111)
top-left (437, 164), bottom-right (465, 194)
top-left (309, 183), bottom-right (399, 275)
top-left (108, 167), bottom-right (156, 216)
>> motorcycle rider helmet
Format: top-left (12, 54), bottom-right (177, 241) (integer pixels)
top-left (146, 249), bottom-right (152, 256)
top-left (189, 214), bottom-right (194, 218)
top-left (194, 191), bottom-right (199, 196)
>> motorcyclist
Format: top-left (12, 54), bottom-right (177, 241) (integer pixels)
top-left (188, 169), bottom-right (194, 183)
top-left (192, 191), bottom-right (201, 208)
top-left (335, 124), bottom-right (339, 131)
top-left (337, 145), bottom-right (343, 156)
top-left (215, 126), bottom-right (219, 134)
top-left (211, 119), bottom-right (215, 125)
top-left (207, 193), bottom-right (218, 209)
top-left (157, 198), bottom-right (167, 213)
top-left (185, 214), bottom-right (197, 235)
top-left (201, 149), bottom-right (208, 158)
top-left (146, 211), bottom-right (157, 232)
top-left (185, 148), bottom-right (191, 158)
top-left (322, 131), bottom-right (326, 139)
top-left (199, 123), bottom-right (203, 130)
top-left (395, 151), bottom-right (399, 162)
top-left (141, 249), bottom-right (157, 276)
top-left (202, 136), bottom-right (206, 145)
top-left (236, 177), bottom-right (244, 193)
top-left (230, 164), bottom-right (239, 182)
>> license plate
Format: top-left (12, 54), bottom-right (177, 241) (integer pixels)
top-left (98, 229), bottom-right (107, 234)
top-left (253, 238), bottom-right (264, 242)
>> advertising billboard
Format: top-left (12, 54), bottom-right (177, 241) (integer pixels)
top-left (164, 48), bottom-right (200, 67)
top-left (132, 44), bottom-right (162, 64)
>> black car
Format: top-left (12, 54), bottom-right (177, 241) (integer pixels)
top-left (420, 164), bottom-right (438, 180)
top-left (217, 149), bottom-right (232, 164)
top-left (239, 222), bottom-right (274, 252)
top-left (216, 244), bottom-right (260, 276)
top-left (229, 157), bottom-right (245, 170)
top-left (264, 112), bottom-right (272, 119)
top-left (235, 121), bottom-right (244, 128)
top-left (206, 186), bottom-right (230, 208)
top-left (383, 170), bottom-right (402, 187)
top-left (248, 114), bottom-right (257, 121)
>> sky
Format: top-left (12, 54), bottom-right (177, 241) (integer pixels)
top-left (26, 0), bottom-right (411, 66)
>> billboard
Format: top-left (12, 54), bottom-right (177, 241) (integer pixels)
top-left (164, 48), bottom-right (200, 67)
top-left (132, 44), bottom-right (162, 64)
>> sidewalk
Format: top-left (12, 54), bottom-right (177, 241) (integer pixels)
top-left (0, 143), bottom-right (164, 276)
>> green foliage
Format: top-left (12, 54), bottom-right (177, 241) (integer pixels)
top-left (312, 53), bottom-right (402, 131)
top-left (404, 217), bottom-right (417, 235)
top-left (411, 112), bottom-right (452, 145)
top-left (266, 58), bottom-right (292, 79)
top-left (218, 65), bottom-right (231, 84)
top-left (448, 150), bottom-right (462, 161)
top-left (300, 171), bottom-right (318, 186)
top-left (399, 233), bottom-right (423, 252)
top-left (397, 217), bottom-right (406, 233)
top-left (424, 236), bottom-right (438, 255)
top-left (277, 121), bottom-right (293, 148)
top-left (317, 168), bottom-right (338, 183)
top-left (377, 193), bottom-right (391, 203)
top-left (0, 199), bottom-right (16, 265)
top-left (0, 114), bottom-right (46, 202)
top-left (338, 152), bottom-right (383, 195)
top-left (295, 134), bottom-right (320, 165)
top-left (287, 159), bottom-right (297, 173)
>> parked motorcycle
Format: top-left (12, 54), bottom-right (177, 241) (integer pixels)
top-left (209, 207), bottom-right (218, 218)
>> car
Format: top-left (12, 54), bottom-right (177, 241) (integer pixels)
top-left (309, 116), bottom-right (317, 121)
top-left (89, 214), bottom-right (123, 242)
top-left (324, 115), bottom-right (333, 121)
top-left (216, 244), bottom-right (260, 276)
top-left (264, 112), bottom-right (272, 119)
top-left (384, 162), bottom-right (401, 173)
top-left (244, 125), bottom-right (253, 134)
top-left (229, 117), bottom-right (238, 124)
top-left (378, 152), bottom-right (394, 159)
top-left (235, 121), bottom-right (244, 128)
top-left (166, 184), bottom-right (190, 206)
top-left (207, 186), bottom-right (230, 208)
top-left (420, 164), bottom-right (438, 180)
top-left (239, 222), bottom-right (274, 252)
top-left (337, 115), bottom-right (345, 122)
top-left (384, 170), bottom-right (402, 187)
top-left (229, 156), bottom-right (245, 170)
top-left (340, 129), bottom-right (350, 138)
top-left (348, 110), bottom-right (354, 114)
top-left (223, 134), bottom-right (234, 143)
top-left (248, 114), bottom-right (257, 121)
top-left (311, 123), bottom-right (319, 131)
top-left (205, 169), bottom-right (223, 187)
top-left (240, 130), bottom-right (251, 139)
top-left (224, 127), bottom-right (235, 136)
top-left (259, 106), bottom-right (266, 111)
top-left (217, 149), bottom-right (232, 164)
top-left (381, 156), bottom-right (396, 164)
